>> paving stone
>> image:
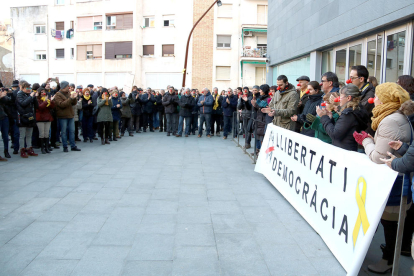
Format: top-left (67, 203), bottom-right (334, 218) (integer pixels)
top-left (122, 261), bottom-right (173, 276)
top-left (20, 259), bottom-right (79, 276)
top-left (128, 234), bottom-right (175, 261)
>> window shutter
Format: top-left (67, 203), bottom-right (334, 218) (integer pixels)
top-left (77, 46), bottom-right (86, 60)
top-left (114, 42), bottom-right (132, 55)
top-left (123, 14), bottom-right (133, 29)
top-left (257, 5), bottom-right (267, 24)
top-left (56, 22), bottom-right (65, 30)
top-left (93, 44), bottom-right (102, 58)
top-left (217, 35), bottom-right (231, 47)
top-left (105, 42), bottom-right (115, 59)
top-left (56, 49), bottom-right (65, 58)
top-left (162, 45), bottom-right (174, 56)
top-left (77, 17), bottom-right (93, 31)
top-left (143, 45), bottom-right (154, 55)
top-left (116, 15), bottom-right (124, 29)
top-left (257, 36), bottom-right (267, 45)
top-left (216, 66), bottom-right (230, 80)
top-left (217, 4), bottom-right (232, 17)
top-left (93, 15), bottom-right (102, 23)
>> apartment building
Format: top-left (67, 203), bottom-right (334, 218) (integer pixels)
top-left (10, 0), bottom-right (267, 90)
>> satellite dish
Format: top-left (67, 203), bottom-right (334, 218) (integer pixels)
top-left (7, 27), bottom-right (14, 35)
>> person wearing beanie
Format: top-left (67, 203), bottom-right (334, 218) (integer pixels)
top-left (238, 86), bottom-right (253, 148)
top-left (250, 84), bottom-right (271, 154)
top-left (81, 88), bottom-right (95, 142)
top-left (317, 84), bottom-right (369, 151)
top-left (263, 75), bottom-right (299, 131)
top-left (110, 90), bottom-right (123, 140)
top-left (53, 81), bottom-right (81, 152)
top-left (221, 88), bottom-right (238, 139)
top-left (16, 81), bottom-right (39, 158)
top-left (35, 87), bottom-right (56, 154)
top-left (352, 82), bottom-right (412, 273)
top-left (97, 88), bottom-right (113, 145)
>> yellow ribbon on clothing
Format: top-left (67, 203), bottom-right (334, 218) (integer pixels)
top-left (352, 177), bottom-right (370, 247)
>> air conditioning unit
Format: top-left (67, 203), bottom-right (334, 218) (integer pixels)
top-left (244, 31), bottom-right (253, 37)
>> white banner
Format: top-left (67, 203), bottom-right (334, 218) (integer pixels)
top-left (254, 124), bottom-right (398, 276)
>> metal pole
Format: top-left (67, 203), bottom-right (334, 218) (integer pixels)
top-left (391, 176), bottom-right (408, 276)
top-left (237, 113), bottom-right (240, 147)
top-left (182, 0), bottom-right (218, 87)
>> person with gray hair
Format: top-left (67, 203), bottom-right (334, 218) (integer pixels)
top-left (197, 88), bottom-right (214, 138)
top-left (162, 86), bottom-right (179, 136)
top-left (176, 88), bottom-right (195, 137)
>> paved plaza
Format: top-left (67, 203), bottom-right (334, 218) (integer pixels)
top-left (0, 132), bottom-right (413, 276)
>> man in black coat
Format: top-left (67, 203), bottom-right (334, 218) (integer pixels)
top-left (128, 86), bottom-right (142, 133)
top-left (156, 90), bottom-right (165, 132)
top-left (140, 87), bottom-right (156, 132)
top-left (162, 86), bottom-right (178, 136)
top-left (176, 88), bottom-right (195, 137)
top-left (7, 81), bottom-right (20, 153)
top-left (190, 89), bottom-right (199, 135)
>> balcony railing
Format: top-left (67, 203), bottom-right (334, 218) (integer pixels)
top-left (242, 47), bottom-right (267, 58)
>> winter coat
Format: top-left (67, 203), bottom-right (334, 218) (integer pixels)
top-left (269, 84), bottom-right (299, 130)
top-left (97, 97), bottom-right (113, 122)
top-left (295, 90), bottom-right (309, 132)
top-left (178, 95), bottom-right (196, 117)
top-left (303, 112), bottom-right (340, 144)
top-left (359, 83), bottom-right (376, 135)
top-left (320, 106), bottom-right (369, 151)
top-left (111, 96), bottom-right (122, 121)
top-left (91, 91), bottom-right (99, 107)
top-left (392, 142), bottom-right (414, 174)
top-left (297, 93), bottom-right (324, 137)
top-left (253, 94), bottom-right (270, 136)
top-left (54, 91), bottom-right (77, 119)
top-left (82, 96), bottom-right (94, 117)
top-left (222, 95), bottom-right (238, 117)
top-left (162, 92), bottom-right (178, 114)
top-left (36, 98), bottom-right (55, 122)
top-left (197, 92), bottom-right (214, 114)
top-left (72, 100), bottom-right (82, 122)
top-left (121, 97), bottom-right (132, 118)
top-left (16, 91), bottom-right (39, 127)
top-left (237, 92), bottom-right (253, 119)
top-left (212, 94), bottom-right (223, 115)
top-left (192, 95), bottom-right (199, 114)
top-left (5, 90), bottom-right (18, 119)
top-left (129, 91), bottom-right (142, 116)
top-left (0, 95), bottom-right (11, 120)
top-left (156, 94), bottom-right (163, 112)
top-left (140, 93), bottom-right (156, 114)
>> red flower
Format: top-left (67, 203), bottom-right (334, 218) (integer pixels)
top-left (368, 98), bottom-right (375, 104)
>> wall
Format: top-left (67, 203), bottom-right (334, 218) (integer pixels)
top-left (267, 0), bottom-right (414, 66)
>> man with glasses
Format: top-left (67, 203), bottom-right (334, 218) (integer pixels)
top-left (321, 72), bottom-right (340, 94)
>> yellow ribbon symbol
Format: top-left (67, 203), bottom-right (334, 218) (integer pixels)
top-left (352, 177), bottom-right (370, 247)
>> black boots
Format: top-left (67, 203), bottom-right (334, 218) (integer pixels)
top-left (40, 138), bottom-right (46, 154)
top-left (4, 150), bottom-right (11, 158)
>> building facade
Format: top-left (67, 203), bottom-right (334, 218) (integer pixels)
top-left (267, 0), bottom-right (414, 86)
top-left (10, 0), bottom-right (267, 90)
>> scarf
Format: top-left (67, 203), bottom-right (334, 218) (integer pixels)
top-left (41, 97), bottom-right (51, 107)
top-left (213, 94), bottom-right (219, 110)
top-left (84, 95), bottom-right (91, 101)
top-left (371, 102), bottom-right (401, 131)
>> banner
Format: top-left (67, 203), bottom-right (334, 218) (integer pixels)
top-left (254, 124), bottom-right (398, 276)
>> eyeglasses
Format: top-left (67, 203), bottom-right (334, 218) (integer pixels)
top-left (320, 80), bottom-right (328, 83)
top-left (349, 76), bottom-right (360, 80)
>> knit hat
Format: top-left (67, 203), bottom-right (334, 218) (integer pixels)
top-left (69, 83), bottom-right (75, 88)
top-left (76, 85), bottom-right (82, 89)
top-left (101, 88), bottom-right (108, 93)
top-left (243, 86), bottom-right (249, 91)
top-left (32, 83), bottom-right (40, 91)
top-left (60, 81), bottom-right (69, 90)
top-left (260, 84), bottom-right (270, 95)
top-left (343, 84), bottom-right (360, 97)
top-left (11, 80), bottom-right (19, 87)
top-left (87, 84), bottom-right (94, 88)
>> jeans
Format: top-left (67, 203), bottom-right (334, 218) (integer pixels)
top-left (19, 127), bottom-right (33, 148)
top-left (198, 113), bottom-right (211, 136)
top-left (153, 111), bottom-right (159, 128)
top-left (143, 113), bottom-right (153, 130)
top-left (82, 115), bottom-right (94, 140)
top-left (0, 117), bottom-right (9, 150)
top-left (159, 111), bottom-right (166, 130)
top-left (178, 116), bottom-right (191, 136)
top-left (166, 113), bottom-right (177, 134)
top-left (190, 114), bottom-right (198, 134)
top-left (173, 113), bottom-right (179, 133)
top-left (58, 118), bottom-right (76, 149)
top-left (223, 115), bottom-right (232, 137)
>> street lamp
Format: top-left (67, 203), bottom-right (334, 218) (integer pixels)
top-left (182, 0), bottom-right (222, 87)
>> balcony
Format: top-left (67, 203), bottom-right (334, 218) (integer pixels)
top-left (242, 46), bottom-right (267, 58)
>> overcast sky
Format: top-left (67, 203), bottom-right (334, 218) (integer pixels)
top-left (0, 3), bottom-right (11, 21)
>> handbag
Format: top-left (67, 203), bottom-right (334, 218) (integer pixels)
top-left (18, 112), bottom-right (36, 127)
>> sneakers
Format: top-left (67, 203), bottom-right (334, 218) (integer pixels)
top-left (71, 147), bottom-right (81, 151)
top-left (367, 259), bottom-right (392, 274)
top-left (0, 155), bottom-right (7, 161)
top-left (223, 136), bottom-right (227, 140)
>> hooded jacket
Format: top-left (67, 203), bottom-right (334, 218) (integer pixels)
top-left (269, 83), bottom-right (299, 130)
top-left (197, 92), bottom-right (214, 114)
top-left (321, 106), bottom-right (369, 151)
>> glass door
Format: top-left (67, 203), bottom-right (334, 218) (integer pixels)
top-left (366, 34), bottom-right (383, 82)
top-left (383, 25), bottom-right (410, 82)
top-left (335, 49), bottom-right (347, 83)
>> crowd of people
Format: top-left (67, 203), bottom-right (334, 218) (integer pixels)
top-left (0, 65), bottom-right (414, 273)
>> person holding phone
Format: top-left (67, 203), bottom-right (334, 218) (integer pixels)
top-left (36, 87), bottom-right (55, 154)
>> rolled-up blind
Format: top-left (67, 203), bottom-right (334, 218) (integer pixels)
top-left (56, 22), bottom-right (65, 30)
top-left (216, 66), bottom-right (230, 80)
top-left (56, 49), bottom-right (65, 58)
top-left (162, 44), bottom-right (174, 56)
top-left (105, 42), bottom-right (132, 58)
top-left (143, 45), bottom-right (154, 55)
top-left (77, 45), bottom-right (86, 60)
top-left (116, 15), bottom-right (124, 29)
top-left (123, 14), bottom-right (133, 29)
top-left (257, 36), bottom-right (267, 45)
top-left (77, 17), bottom-right (93, 31)
top-left (93, 44), bottom-right (102, 58)
top-left (93, 16), bottom-right (102, 22)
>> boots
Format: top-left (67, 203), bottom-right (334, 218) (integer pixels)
top-left (40, 138), bottom-right (46, 154)
top-left (44, 139), bottom-right (51, 153)
top-left (4, 150), bottom-right (11, 158)
top-left (113, 135), bottom-right (118, 141)
top-left (46, 138), bottom-right (53, 152)
top-left (20, 148), bottom-right (28, 158)
top-left (367, 259), bottom-right (392, 274)
top-left (0, 155), bottom-right (7, 161)
top-left (26, 147), bottom-right (38, 157)
top-left (101, 138), bottom-right (105, 145)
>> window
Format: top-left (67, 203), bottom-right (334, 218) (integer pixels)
top-left (105, 42), bottom-right (132, 59)
top-left (385, 31), bottom-right (406, 82)
top-left (34, 25), bottom-right (46, 34)
top-left (56, 0), bottom-right (65, 5)
top-left (255, 67), bottom-right (266, 85)
top-left (78, 16), bottom-right (102, 31)
top-left (335, 49), bottom-right (346, 83)
top-left (35, 51), bottom-right (47, 60)
top-left (257, 5), bottom-right (268, 24)
top-left (366, 35), bottom-right (383, 79)
top-left (143, 17), bottom-right (155, 28)
top-left (163, 15), bottom-right (174, 27)
top-left (348, 44), bottom-right (362, 75)
top-left (217, 4), bottom-right (232, 18)
top-left (77, 45), bottom-right (102, 60)
top-left (55, 22), bottom-right (65, 31)
top-left (162, 45), bottom-right (174, 57)
top-left (217, 35), bottom-right (231, 48)
top-left (216, 66), bottom-right (231, 80)
top-left (143, 45), bottom-right (154, 56)
top-left (56, 49), bottom-right (65, 59)
top-left (106, 13), bottom-right (133, 30)
top-left (70, 21), bottom-right (74, 29)
top-left (322, 49), bottom-right (333, 74)
top-left (71, 48), bottom-right (74, 59)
